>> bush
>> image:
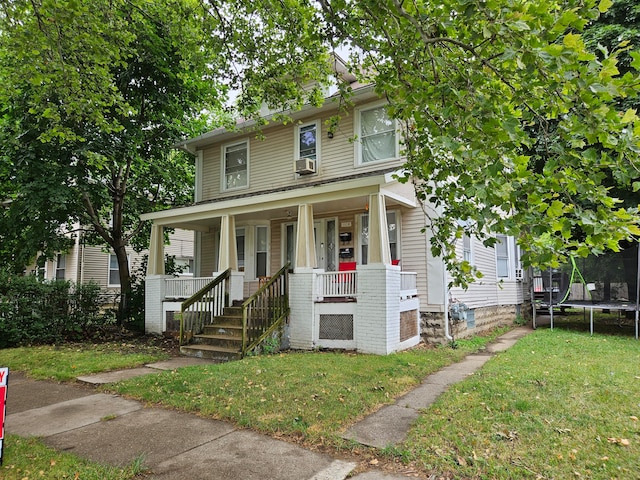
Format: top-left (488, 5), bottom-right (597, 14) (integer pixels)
top-left (0, 272), bottom-right (113, 348)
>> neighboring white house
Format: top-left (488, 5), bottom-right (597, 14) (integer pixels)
top-left (31, 227), bottom-right (194, 305)
top-left (141, 64), bottom-right (528, 354)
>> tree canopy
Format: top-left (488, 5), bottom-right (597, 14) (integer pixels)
top-left (1, 0), bottom-right (639, 291)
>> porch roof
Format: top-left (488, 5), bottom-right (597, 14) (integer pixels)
top-left (141, 170), bottom-right (415, 231)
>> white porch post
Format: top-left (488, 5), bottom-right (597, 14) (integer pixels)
top-left (295, 203), bottom-right (317, 270)
top-left (368, 193), bottom-right (391, 264)
top-left (290, 203), bottom-right (318, 349)
top-left (147, 224), bottom-right (165, 275)
top-left (218, 214), bottom-right (238, 271)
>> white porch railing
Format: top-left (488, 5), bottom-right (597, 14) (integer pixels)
top-left (314, 270), bottom-right (418, 300)
top-left (316, 271), bottom-right (357, 298)
top-left (165, 277), bottom-right (213, 299)
top-left (400, 272), bottom-right (418, 298)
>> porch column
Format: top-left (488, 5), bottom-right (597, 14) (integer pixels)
top-left (295, 203), bottom-right (317, 270)
top-left (218, 214), bottom-right (238, 271)
top-left (147, 224), bottom-right (165, 275)
top-left (368, 193), bottom-right (391, 264)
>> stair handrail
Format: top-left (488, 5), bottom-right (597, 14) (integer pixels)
top-left (180, 268), bottom-right (231, 345)
top-left (241, 263), bottom-right (290, 356)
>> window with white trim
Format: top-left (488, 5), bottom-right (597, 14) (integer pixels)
top-left (357, 104), bottom-right (398, 164)
top-left (462, 234), bottom-right (472, 263)
top-left (108, 254), bottom-right (120, 285)
top-left (236, 228), bottom-right (245, 272)
top-left (296, 121), bottom-right (319, 161)
top-left (359, 211), bottom-right (400, 264)
top-left (255, 226), bottom-right (268, 278)
top-left (223, 141), bottom-right (248, 190)
top-left (495, 235), bottom-right (510, 278)
top-left (55, 254), bottom-right (66, 280)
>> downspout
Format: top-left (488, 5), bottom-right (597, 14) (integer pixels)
top-left (443, 260), bottom-right (453, 341)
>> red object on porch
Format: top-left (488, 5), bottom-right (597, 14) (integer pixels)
top-left (339, 261), bottom-right (357, 271)
top-left (392, 259), bottom-right (400, 266)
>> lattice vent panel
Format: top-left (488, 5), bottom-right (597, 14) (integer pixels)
top-left (319, 314), bottom-right (354, 340)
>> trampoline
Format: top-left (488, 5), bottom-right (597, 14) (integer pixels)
top-left (532, 243), bottom-right (640, 339)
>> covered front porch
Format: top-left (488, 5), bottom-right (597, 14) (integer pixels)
top-left (142, 174), bottom-right (421, 355)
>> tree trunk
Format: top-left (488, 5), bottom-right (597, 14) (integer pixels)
top-left (113, 239), bottom-right (131, 324)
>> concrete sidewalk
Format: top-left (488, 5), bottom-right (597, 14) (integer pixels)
top-left (5, 326), bottom-right (532, 479)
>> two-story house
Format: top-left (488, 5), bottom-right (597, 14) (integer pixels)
top-left (142, 75), bottom-right (527, 356)
top-left (32, 227), bottom-right (194, 307)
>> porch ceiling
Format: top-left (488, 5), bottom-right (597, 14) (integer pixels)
top-left (142, 173), bottom-right (415, 231)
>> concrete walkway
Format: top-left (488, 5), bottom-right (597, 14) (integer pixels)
top-left (5, 326), bottom-right (532, 479)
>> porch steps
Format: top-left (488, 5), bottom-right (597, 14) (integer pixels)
top-left (180, 304), bottom-right (244, 362)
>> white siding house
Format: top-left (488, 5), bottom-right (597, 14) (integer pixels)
top-left (142, 76), bottom-right (527, 352)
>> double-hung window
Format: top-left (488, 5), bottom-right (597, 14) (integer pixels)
top-left (462, 234), bottom-right (472, 263)
top-left (108, 254), bottom-right (120, 286)
top-left (358, 104), bottom-right (398, 164)
top-left (223, 141), bottom-right (248, 190)
top-left (495, 235), bottom-right (510, 278)
top-left (297, 121), bottom-right (318, 161)
top-left (55, 254), bottom-right (66, 280)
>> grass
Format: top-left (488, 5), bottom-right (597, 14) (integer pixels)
top-left (0, 342), bottom-right (169, 381)
top-left (105, 329), bottom-right (508, 446)
top-left (399, 328), bottom-right (640, 479)
top-left (6, 321), bottom-right (640, 478)
top-left (1, 435), bottom-right (145, 480)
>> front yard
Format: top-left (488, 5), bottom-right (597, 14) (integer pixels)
top-left (1, 320), bottom-right (639, 478)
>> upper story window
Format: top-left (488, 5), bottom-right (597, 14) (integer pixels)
top-left (357, 103), bottom-right (398, 164)
top-left (223, 140), bottom-right (248, 190)
top-left (296, 121), bottom-right (319, 161)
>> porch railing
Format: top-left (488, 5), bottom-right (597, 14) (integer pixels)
top-left (400, 272), bottom-right (418, 297)
top-left (166, 276), bottom-right (215, 299)
top-left (179, 269), bottom-right (231, 345)
top-left (241, 263), bottom-right (290, 356)
top-left (316, 271), bottom-right (357, 298)
top-left (314, 270), bottom-right (418, 299)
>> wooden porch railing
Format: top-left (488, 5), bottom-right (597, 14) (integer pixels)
top-left (179, 269), bottom-right (231, 345)
top-left (166, 276), bottom-right (215, 299)
top-left (241, 263), bottom-right (290, 357)
top-left (315, 271), bottom-right (357, 298)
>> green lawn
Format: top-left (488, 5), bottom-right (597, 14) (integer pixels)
top-left (0, 342), bottom-right (169, 381)
top-left (2, 324), bottom-right (639, 478)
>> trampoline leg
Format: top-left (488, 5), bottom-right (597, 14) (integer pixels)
top-left (590, 308), bottom-right (593, 336)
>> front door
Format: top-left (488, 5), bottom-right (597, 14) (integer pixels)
top-left (314, 218), bottom-right (337, 271)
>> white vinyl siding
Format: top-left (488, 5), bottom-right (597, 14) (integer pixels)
top-left (198, 102), bottom-right (403, 204)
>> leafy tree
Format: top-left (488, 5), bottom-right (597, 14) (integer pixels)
top-left (310, 0), bottom-right (640, 286)
top-left (0, 0), bottom-right (330, 320)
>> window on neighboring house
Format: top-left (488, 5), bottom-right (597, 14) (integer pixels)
top-left (108, 254), bottom-right (120, 285)
top-left (495, 235), bottom-right (510, 278)
top-left (255, 226), bottom-right (268, 278)
top-left (223, 141), bottom-right (248, 190)
top-left (462, 234), bottom-right (472, 263)
top-left (297, 122), bottom-right (318, 161)
top-left (236, 228), bottom-right (245, 272)
top-left (358, 104), bottom-right (398, 164)
top-left (55, 254), bottom-right (66, 280)
top-left (360, 211), bottom-right (399, 264)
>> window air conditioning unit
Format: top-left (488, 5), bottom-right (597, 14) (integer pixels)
top-left (295, 158), bottom-right (316, 175)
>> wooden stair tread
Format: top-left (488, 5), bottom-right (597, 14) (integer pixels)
top-left (181, 344), bottom-right (240, 354)
top-left (195, 334), bottom-right (242, 341)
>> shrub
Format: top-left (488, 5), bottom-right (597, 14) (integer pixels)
top-left (0, 272), bottom-right (113, 348)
